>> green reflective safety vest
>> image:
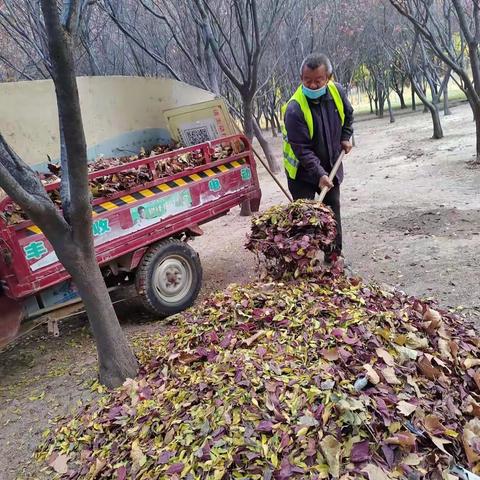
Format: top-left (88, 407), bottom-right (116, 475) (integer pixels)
top-left (282, 82), bottom-right (345, 180)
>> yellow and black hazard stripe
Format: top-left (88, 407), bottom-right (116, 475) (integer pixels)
top-left (24, 158), bottom-right (247, 236)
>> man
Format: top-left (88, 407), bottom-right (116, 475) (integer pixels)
top-left (283, 53), bottom-right (354, 264)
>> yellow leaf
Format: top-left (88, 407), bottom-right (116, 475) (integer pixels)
top-left (464, 358), bottom-right (480, 369)
top-left (131, 439), bottom-right (146, 468)
top-left (388, 422), bottom-right (402, 434)
top-left (296, 427), bottom-right (309, 437)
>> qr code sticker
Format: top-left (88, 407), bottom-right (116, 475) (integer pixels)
top-left (182, 127), bottom-right (211, 146)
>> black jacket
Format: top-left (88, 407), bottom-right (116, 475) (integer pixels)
top-left (284, 83), bottom-right (354, 186)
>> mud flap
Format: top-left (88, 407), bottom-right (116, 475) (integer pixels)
top-left (0, 296), bottom-right (23, 348)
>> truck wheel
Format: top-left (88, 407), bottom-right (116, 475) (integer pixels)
top-left (135, 239), bottom-right (202, 317)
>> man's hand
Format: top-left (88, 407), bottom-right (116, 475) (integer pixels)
top-left (319, 175), bottom-right (333, 190)
top-left (341, 140), bottom-right (353, 154)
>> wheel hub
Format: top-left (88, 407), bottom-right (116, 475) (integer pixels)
top-left (153, 255), bottom-right (193, 304)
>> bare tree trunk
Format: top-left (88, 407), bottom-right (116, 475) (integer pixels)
top-left (443, 86), bottom-right (451, 116)
top-left (475, 111), bottom-right (480, 163)
top-left (57, 251), bottom-right (138, 386)
top-left (270, 115), bottom-right (277, 137)
top-left (253, 118), bottom-right (280, 173)
top-left (387, 93), bottom-right (395, 123)
top-left (398, 90), bottom-right (407, 109)
top-left (274, 113), bottom-right (281, 131)
top-left (430, 106), bottom-right (444, 139)
top-left (40, 0), bottom-right (138, 386)
top-left (411, 88), bottom-right (416, 111)
top-left (242, 97), bottom-right (255, 140)
top-left (240, 97), bottom-right (253, 216)
top-left (412, 79), bottom-right (443, 139)
top-left (378, 88), bottom-right (385, 118)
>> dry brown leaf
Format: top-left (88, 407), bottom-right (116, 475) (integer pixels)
top-left (361, 464), bottom-right (393, 480)
top-left (430, 435), bottom-right (452, 456)
top-left (423, 307), bottom-right (441, 324)
top-left (381, 366), bottom-right (401, 385)
top-left (463, 418), bottom-right (480, 468)
top-left (417, 355), bottom-right (441, 380)
top-left (473, 371), bottom-right (480, 392)
top-left (396, 401), bottom-right (417, 417)
top-left (48, 453), bottom-right (69, 474)
top-left (376, 347), bottom-right (395, 366)
top-left (438, 338), bottom-right (453, 361)
top-left (363, 364), bottom-right (380, 385)
top-left (394, 345), bottom-right (418, 364)
top-left (244, 330), bottom-right (265, 346)
top-left (424, 308), bottom-right (442, 336)
top-left (464, 397), bottom-right (480, 418)
top-left (449, 340), bottom-right (459, 360)
top-left (322, 348), bottom-right (340, 361)
top-left (320, 435), bottom-right (341, 478)
top-left (406, 375), bottom-right (423, 398)
top-left (406, 332), bottom-right (429, 350)
top-left (424, 415), bottom-right (446, 435)
top-left (386, 431), bottom-right (416, 449)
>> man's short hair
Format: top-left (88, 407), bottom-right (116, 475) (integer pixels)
top-left (300, 53), bottom-right (333, 76)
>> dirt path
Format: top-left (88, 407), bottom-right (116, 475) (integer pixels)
top-left (1, 103), bottom-right (479, 479)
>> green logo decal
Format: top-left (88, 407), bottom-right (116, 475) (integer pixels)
top-left (24, 241), bottom-right (48, 260)
top-left (208, 178), bottom-right (221, 192)
top-left (241, 167), bottom-right (252, 181)
top-left (92, 218), bottom-right (111, 237)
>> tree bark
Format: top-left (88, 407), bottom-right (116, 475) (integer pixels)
top-left (411, 88), bottom-right (416, 111)
top-left (274, 113), bottom-right (281, 131)
top-left (475, 110), bottom-right (480, 163)
top-left (252, 118), bottom-right (280, 173)
top-left (443, 85), bottom-right (451, 116)
top-left (411, 79), bottom-right (443, 139)
top-left (242, 97), bottom-right (255, 141)
top-left (398, 90), bottom-right (407, 109)
top-left (64, 254), bottom-right (138, 386)
top-left (270, 116), bottom-right (278, 137)
top-left (40, 0), bottom-right (138, 387)
top-left (240, 97), bottom-right (253, 216)
top-left (387, 93), bottom-right (395, 123)
top-left (378, 86), bottom-right (385, 118)
top-left (430, 105), bottom-right (444, 139)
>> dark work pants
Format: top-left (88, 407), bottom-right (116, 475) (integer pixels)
top-left (287, 177), bottom-right (342, 255)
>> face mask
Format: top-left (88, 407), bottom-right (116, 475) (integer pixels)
top-left (302, 84), bottom-right (327, 99)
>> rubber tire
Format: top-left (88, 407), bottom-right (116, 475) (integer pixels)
top-left (135, 239), bottom-right (202, 317)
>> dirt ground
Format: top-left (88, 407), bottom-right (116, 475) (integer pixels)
top-left (1, 102), bottom-right (480, 479)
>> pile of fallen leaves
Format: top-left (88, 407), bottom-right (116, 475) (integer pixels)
top-left (37, 273), bottom-right (480, 479)
top-left (246, 200), bottom-right (337, 278)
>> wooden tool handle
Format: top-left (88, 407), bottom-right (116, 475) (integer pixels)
top-left (318, 150), bottom-right (346, 203)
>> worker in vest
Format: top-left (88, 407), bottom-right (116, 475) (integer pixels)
top-left (283, 53), bottom-right (354, 265)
